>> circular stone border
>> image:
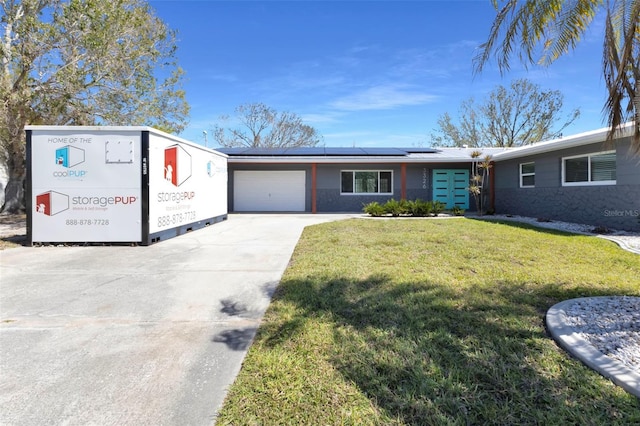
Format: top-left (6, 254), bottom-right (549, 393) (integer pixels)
top-left (546, 297), bottom-right (640, 398)
top-left (597, 235), bottom-right (640, 255)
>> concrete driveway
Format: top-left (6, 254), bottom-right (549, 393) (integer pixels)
top-left (0, 214), bottom-right (354, 425)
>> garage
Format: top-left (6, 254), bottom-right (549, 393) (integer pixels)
top-left (233, 170), bottom-right (306, 212)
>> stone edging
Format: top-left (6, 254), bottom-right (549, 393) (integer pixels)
top-left (598, 235), bottom-right (640, 255)
top-left (546, 298), bottom-right (640, 398)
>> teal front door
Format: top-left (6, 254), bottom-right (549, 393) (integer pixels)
top-left (432, 169), bottom-right (469, 209)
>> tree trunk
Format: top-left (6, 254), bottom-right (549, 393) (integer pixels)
top-left (1, 150), bottom-right (26, 214)
top-left (2, 174), bottom-right (25, 213)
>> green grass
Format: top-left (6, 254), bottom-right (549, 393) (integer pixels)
top-left (216, 218), bottom-right (640, 425)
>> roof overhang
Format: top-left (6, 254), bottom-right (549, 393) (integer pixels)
top-left (492, 123), bottom-right (634, 161)
top-left (221, 146), bottom-right (509, 164)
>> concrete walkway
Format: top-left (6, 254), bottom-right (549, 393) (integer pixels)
top-left (0, 214), bottom-right (355, 425)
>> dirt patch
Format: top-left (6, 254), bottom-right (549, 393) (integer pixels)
top-left (0, 213), bottom-right (27, 248)
top-left (0, 213), bottom-right (26, 225)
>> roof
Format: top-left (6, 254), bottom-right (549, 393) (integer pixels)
top-left (492, 123), bottom-right (634, 161)
top-left (218, 124), bottom-right (634, 164)
top-left (217, 146), bottom-right (508, 164)
top-left (218, 146), bottom-right (439, 156)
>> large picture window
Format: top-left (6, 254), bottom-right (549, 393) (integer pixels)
top-left (519, 162), bottom-right (535, 188)
top-left (341, 170), bottom-right (393, 194)
top-left (562, 151), bottom-right (616, 186)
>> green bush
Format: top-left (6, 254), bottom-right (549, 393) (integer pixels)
top-left (451, 205), bottom-right (465, 216)
top-left (383, 199), bottom-right (404, 217)
top-left (409, 199), bottom-right (432, 217)
top-left (399, 199), bottom-right (412, 215)
top-left (432, 200), bottom-right (446, 215)
top-left (363, 199), bottom-right (449, 217)
top-left (363, 201), bottom-right (385, 217)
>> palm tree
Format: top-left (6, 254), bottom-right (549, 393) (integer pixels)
top-left (474, 0), bottom-right (639, 153)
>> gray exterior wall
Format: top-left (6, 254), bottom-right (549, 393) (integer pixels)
top-left (226, 162), bottom-right (474, 213)
top-left (316, 163), bottom-right (401, 212)
top-left (405, 164), bottom-right (437, 201)
top-left (494, 137), bottom-right (640, 231)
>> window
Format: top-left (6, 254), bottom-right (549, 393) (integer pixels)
top-left (562, 151), bottom-right (616, 186)
top-left (519, 162), bottom-right (535, 188)
top-left (341, 170), bottom-right (393, 194)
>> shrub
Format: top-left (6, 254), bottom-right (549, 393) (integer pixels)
top-left (399, 199), bottom-right (412, 215)
top-left (363, 201), bottom-right (385, 217)
top-left (409, 199), bottom-right (432, 217)
top-left (383, 199), bottom-right (405, 217)
top-left (451, 205), bottom-right (465, 216)
top-left (431, 200), bottom-right (446, 216)
top-left (363, 199), bottom-right (451, 218)
top-left (591, 225), bottom-right (612, 234)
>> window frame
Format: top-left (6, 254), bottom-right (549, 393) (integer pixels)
top-left (561, 150), bottom-right (617, 187)
top-left (340, 170), bottom-right (394, 195)
top-left (519, 162), bottom-right (535, 188)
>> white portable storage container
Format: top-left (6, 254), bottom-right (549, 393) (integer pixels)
top-left (26, 126), bottom-right (228, 245)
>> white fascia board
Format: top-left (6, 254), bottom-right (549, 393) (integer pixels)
top-left (492, 124), bottom-right (634, 161)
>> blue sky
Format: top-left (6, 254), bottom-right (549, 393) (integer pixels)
top-left (149, 0), bottom-right (607, 148)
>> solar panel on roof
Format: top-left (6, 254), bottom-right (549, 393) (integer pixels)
top-left (361, 148), bottom-right (407, 156)
top-left (289, 147), bottom-right (326, 155)
top-left (219, 146), bottom-right (443, 157)
top-left (400, 147), bottom-right (440, 154)
top-left (323, 147), bottom-right (366, 156)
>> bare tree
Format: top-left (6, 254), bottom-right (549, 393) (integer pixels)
top-left (432, 79), bottom-right (579, 147)
top-left (213, 103), bottom-right (322, 148)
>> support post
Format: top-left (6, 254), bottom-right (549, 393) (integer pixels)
top-left (400, 163), bottom-right (407, 200)
top-left (311, 163), bottom-right (317, 214)
top-left (489, 161), bottom-right (495, 213)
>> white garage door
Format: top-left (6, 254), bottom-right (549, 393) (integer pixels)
top-left (234, 170), bottom-right (306, 212)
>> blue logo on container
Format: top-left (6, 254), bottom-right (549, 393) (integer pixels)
top-left (55, 145), bottom-right (85, 168)
top-left (54, 145), bottom-right (87, 179)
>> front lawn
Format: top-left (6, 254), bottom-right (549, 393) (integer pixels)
top-left (216, 218), bottom-right (640, 425)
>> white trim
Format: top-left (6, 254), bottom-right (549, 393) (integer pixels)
top-left (562, 181), bottom-right (617, 187)
top-left (561, 150), bottom-right (617, 187)
top-left (340, 170), bottom-right (394, 195)
top-left (519, 162), bottom-right (535, 188)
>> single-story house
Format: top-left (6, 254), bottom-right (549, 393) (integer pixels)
top-left (218, 124), bottom-right (640, 231)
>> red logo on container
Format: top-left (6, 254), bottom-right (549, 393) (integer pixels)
top-left (36, 191), bottom-right (69, 216)
top-left (164, 145), bottom-right (192, 187)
